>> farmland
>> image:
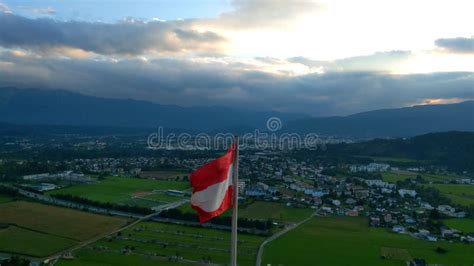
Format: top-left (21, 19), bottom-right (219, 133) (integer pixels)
top-left (178, 200), bottom-right (314, 224)
top-left (429, 184), bottom-right (474, 206)
top-left (444, 219), bottom-right (474, 233)
top-left (263, 217), bottom-right (474, 266)
top-left (57, 221), bottom-right (266, 266)
top-left (0, 226), bottom-right (76, 257)
top-left (0, 201), bottom-right (128, 257)
top-left (239, 201), bottom-right (313, 223)
top-left (0, 193), bottom-right (13, 204)
top-left (48, 176), bottom-right (190, 207)
top-left (382, 171), bottom-right (460, 183)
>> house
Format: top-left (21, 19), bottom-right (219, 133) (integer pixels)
top-left (345, 198), bottom-right (356, 205)
top-left (398, 189), bottom-right (417, 198)
top-left (437, 205), bottom-right (456, 216)
top-left (392, 225), bottom-right (405, 233)
top-left (346, 210), bottom-right (359, 217)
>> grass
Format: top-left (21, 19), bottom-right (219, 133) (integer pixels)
top-left (444, 219), bottom-right (474, 233)
top-left (48, 176), bottom-right (190, 206)
top-left (57, 221), bottom-right (265, 266)
top-left (239, 201), bottom-right (313, 223)
top-left (178, 201), bottom-right (313, 223)
top-left (57, 250), bottom-right (189, 266)
top-left (429, 184), bottom-right (474, 206)
top-left (0, 201), bottom-right (128, 241)
top-left (143, 192), bottom-right (184, 204)
top-left (382, 171), bottom-right (460, 183)
top-left (139, 170), bottom-right (188, 180)
top-left (263, 217), bottom-right (474, 266)
top-left (0, 225), bottom-right (76, 257)
top-left (0, 194), bottom-right (13, 204)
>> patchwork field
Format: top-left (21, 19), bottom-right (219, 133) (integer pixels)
top-left (429, 184), bottom-right (474, 206)
top-left (383, 171), bottom-right (460, 183)
top-left (444, 219), bottom-right (474, 233)
top-left (139, 170), bottom-right (188, 180)
top-left (0, 201), bottom-right (128, 257)
top-left (0, 226), bottom-right (76, 257)
top-left (0, 194), bottom-right (13, 204)
top-left (57, 221), bottom-right (265, 266)
top-left (262, 217), bottom-right (474, 266)
top-left (239, 201), bottom-right (313, 223)
top-left (48, 176), bottom-right (190, 207)
top-left (178, 200), bottom-right (313, 224)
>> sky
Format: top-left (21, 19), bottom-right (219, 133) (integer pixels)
top-left (0, 0), bottom-right (473, 116)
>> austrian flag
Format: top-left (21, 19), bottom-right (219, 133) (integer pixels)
top-left (190, 144), bottom-right (237, 223)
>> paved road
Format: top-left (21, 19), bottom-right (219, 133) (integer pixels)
top-left (255, 212), bottom-right (317, 266)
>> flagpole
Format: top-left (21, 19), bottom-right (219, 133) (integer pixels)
top-left (231, 136), bottom-right (239, 266)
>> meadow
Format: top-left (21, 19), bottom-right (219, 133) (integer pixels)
top-left (382, 171), bottom-right (460, 183)
top-left (178, 200), bottom-right (313, 224)
top-left (0, 201), bottom-right (128, 257)
top-left (429, 184), bottom-right (474, 206)
top-left (444, 219), bottom-right (474, 233)
top-left (0, 226), bottom-right (76, 257)
top-left (262, 217), bottom-right (474, 266)
top-left (0, 193), bottom-right (13, 204)
top-left (57, 221), bottom-right (265, 266)
top-left (48, 176), bottom-right (190, 206)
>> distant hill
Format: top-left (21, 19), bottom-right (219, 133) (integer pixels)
top-left (0, 87), bottom-right (306, 131)
top-left (334, 131), bottom-right (474, 171)
top-left (286, 101), bottom-right (474, 138)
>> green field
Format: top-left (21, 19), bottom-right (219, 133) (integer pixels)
top-left (0, 201), bottom-right (128, 257)
top-left (57, 221), bottom-right (265, 266)
top-left (239, 201), bottom-right (313, 223)
top-left (444, 219), bottom-right (474, 233)
top-left (143, 192), bottom-right (184, 204)
top-left (139, 171), bottom-right (188, 180)
top-left (429, 184), bottom-right (474, 206)
top-left (178, 201), bottom-right (313, 223)
top-left (263, 217), bottom-right (474, 266)
top-left (57, 250), bottom-right (189, 266)
top-left (48, 176), bottom-right (190, 206)
top-left (383, 171), bottom-right (460, 183)
top-left (0, 226), bottom-right (76, 257)
top-left (0, 194), bottom-right (13, 204)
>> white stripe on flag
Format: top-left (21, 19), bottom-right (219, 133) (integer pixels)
top-left (191, 164), bottom-right (233, 212)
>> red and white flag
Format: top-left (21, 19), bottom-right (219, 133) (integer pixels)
top-left (190, 144), bottom-right (236, 223)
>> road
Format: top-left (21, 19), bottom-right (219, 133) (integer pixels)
top-left (255, 212), bottom-right (318, 266)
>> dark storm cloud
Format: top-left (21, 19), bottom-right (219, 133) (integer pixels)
top-left (1, 52), bottom-right (472, 116)
top-left (435, 37), bottom-right (474, 54)
top-left (0, 13), bottom-right (226, 55)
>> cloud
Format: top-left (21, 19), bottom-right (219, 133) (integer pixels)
top-left (1, 51), bottom-right (472, 116)
top-left (288, 51), bottom-right (413, 73)
top-left (0, 2), bottom-right (11, 13)
top-left (19, 6), bottom-right (57, 15)
top-left (435, 37), bottom-right (474, 54)
top-left (200, 0), bottom-right (321, 29)
top-left (0, 13), bottom-right (227, 56)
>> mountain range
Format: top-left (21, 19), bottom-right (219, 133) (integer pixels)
top-left (0, 87), bottom-right (306, 131)
top-left (0, 87), bottom-right (473, 138)
top-left (286, 100), bottom-right (474, 138)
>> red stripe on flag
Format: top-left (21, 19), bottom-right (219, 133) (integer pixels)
top-left (190, 144), bottom-right (236, 193)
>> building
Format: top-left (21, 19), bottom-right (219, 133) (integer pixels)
top-left (398, 189), bottom-right (417, 198)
